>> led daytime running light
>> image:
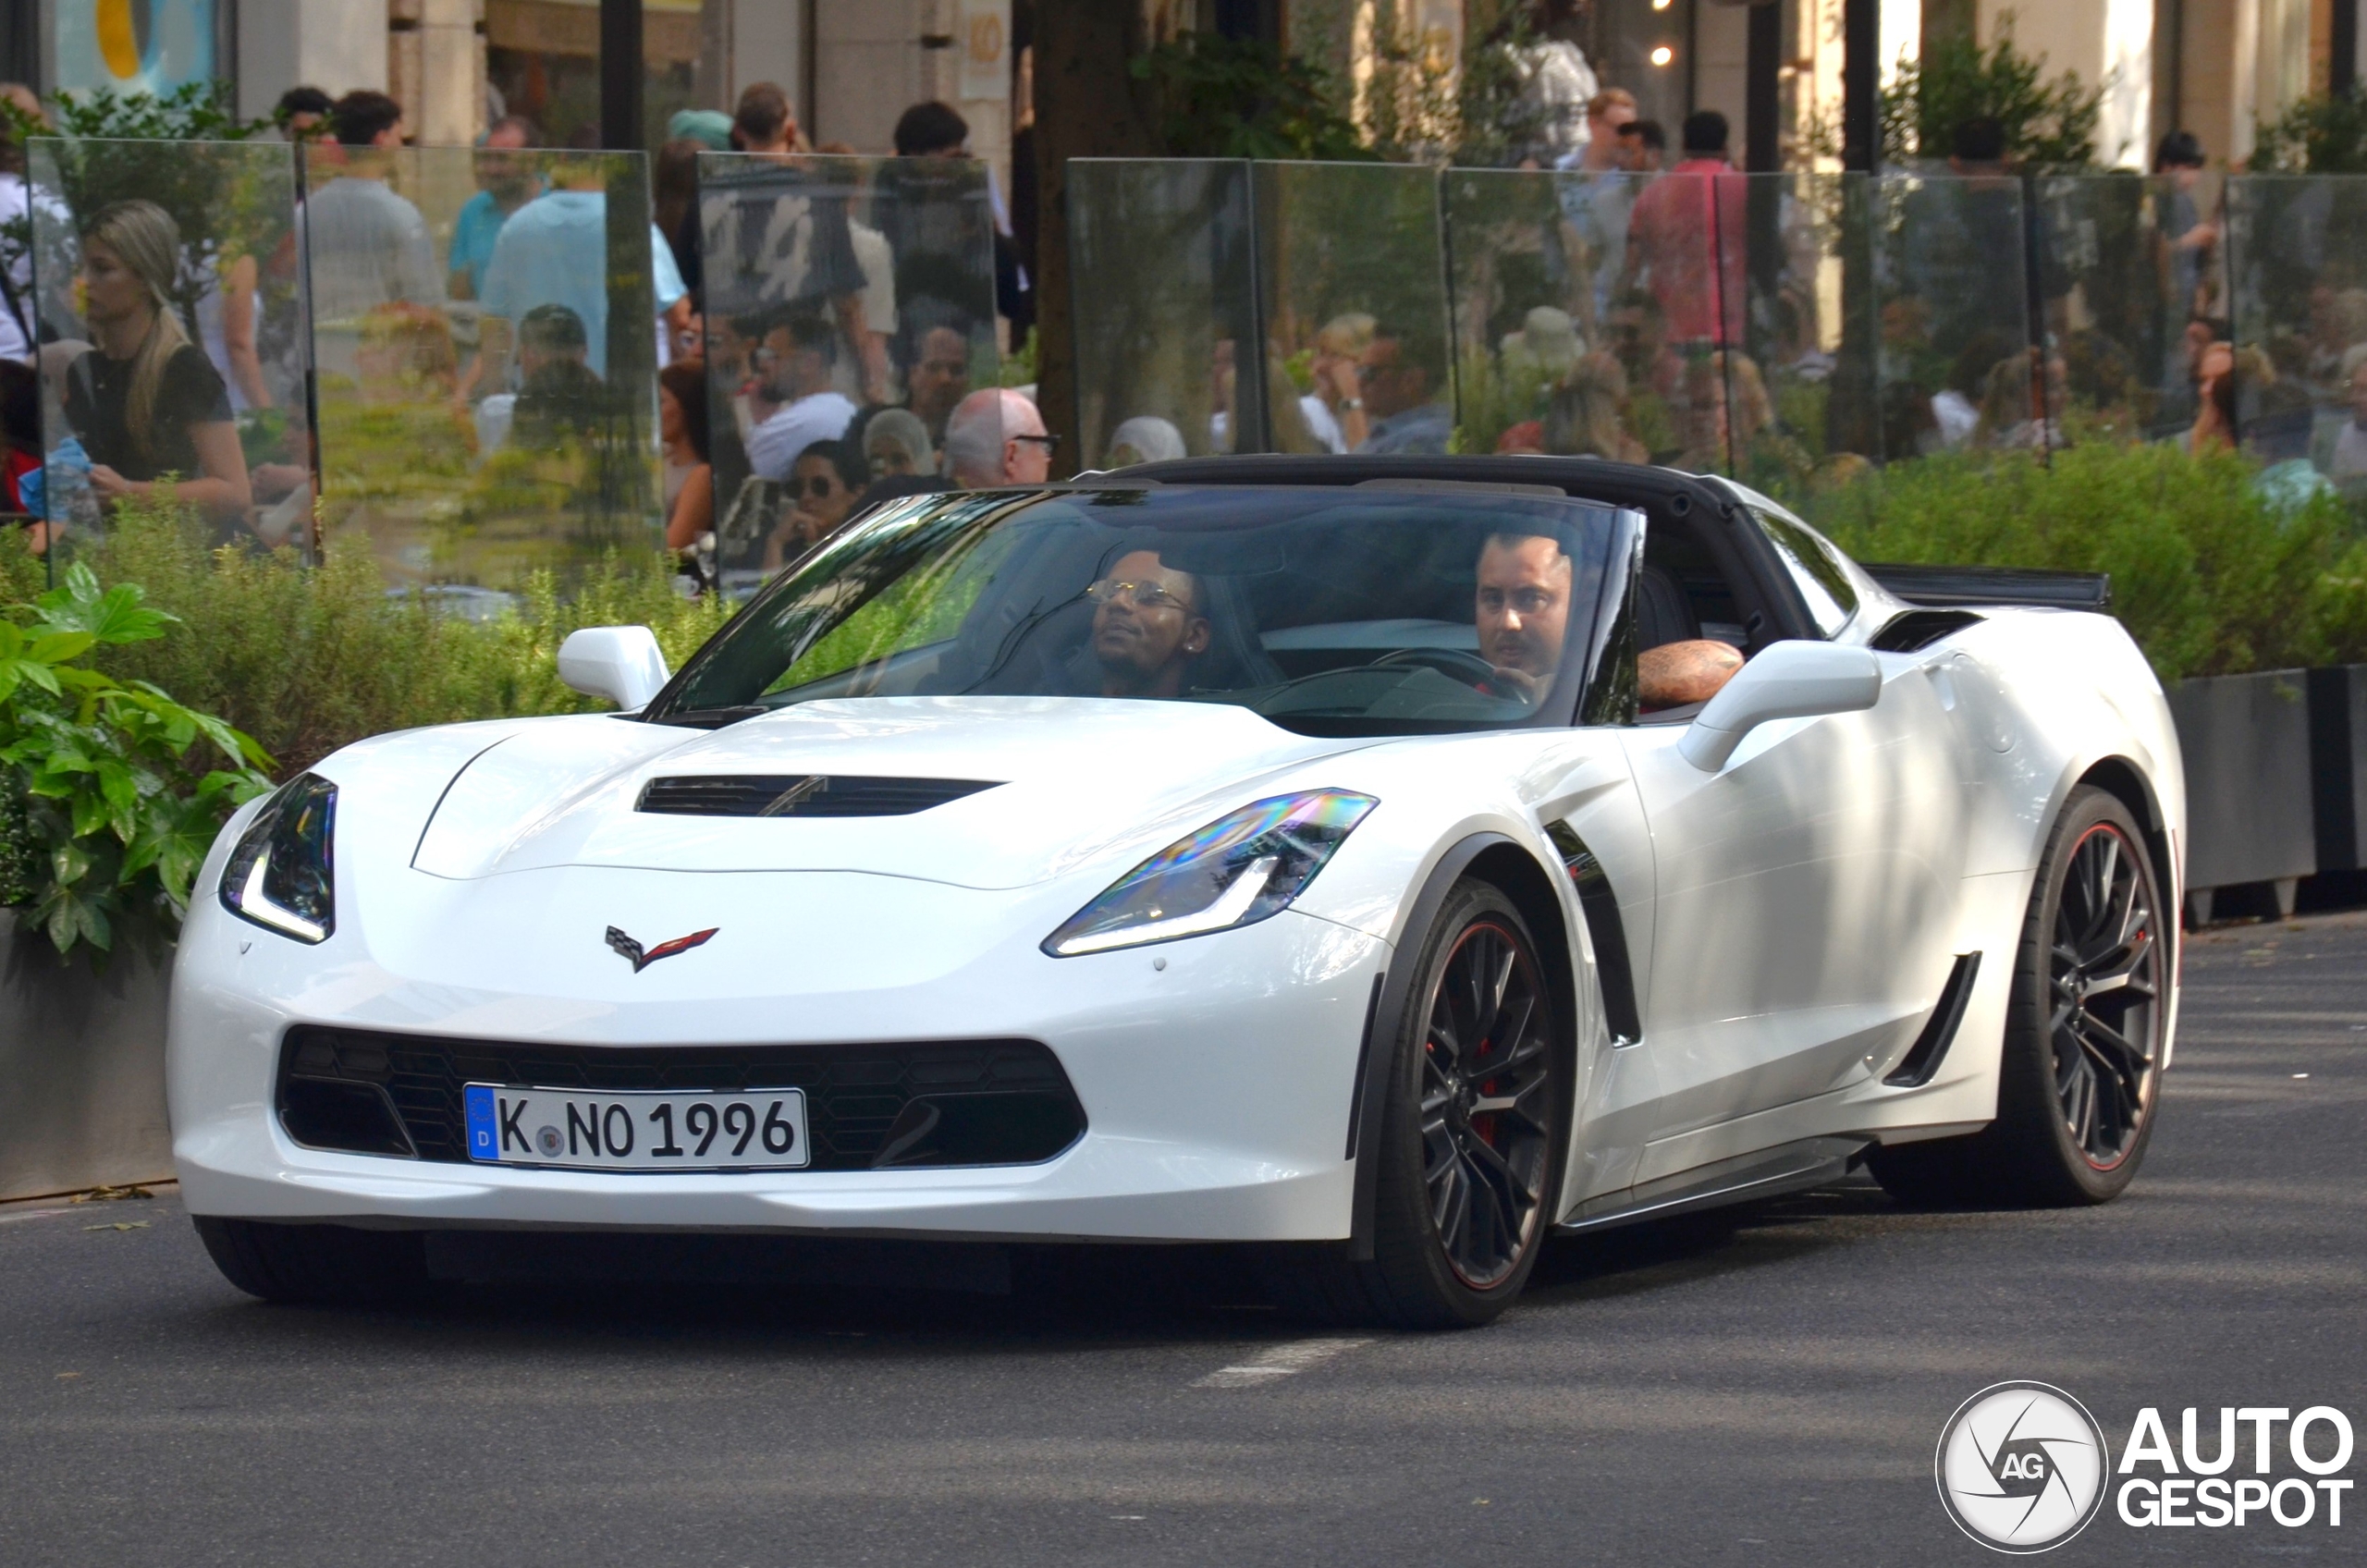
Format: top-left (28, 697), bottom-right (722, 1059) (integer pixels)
top-left (219, 774), bottom-right (337, 944)
top-left (1042, 790), bottom-right (1376, 958)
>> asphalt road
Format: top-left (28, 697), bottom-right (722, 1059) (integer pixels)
top-left (4, 913), bottom-right (2363, 1568)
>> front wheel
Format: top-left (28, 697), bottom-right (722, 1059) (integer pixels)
top-left (1870, 786), bottom-right (2167, 1207)
top-left (1271, 878), bottom-right (1569, 1328)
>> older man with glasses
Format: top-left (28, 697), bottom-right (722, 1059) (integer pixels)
top-left (945, 386), bottom-right (1059, 485)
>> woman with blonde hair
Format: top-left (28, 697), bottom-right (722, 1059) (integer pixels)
top-left (62, 200), bottom-right (251, 527)
top-left (1544, 350), bottom-right (1647, 461)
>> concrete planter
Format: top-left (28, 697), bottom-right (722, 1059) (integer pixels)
top-left (2166, 669), bottom-right (2315, 923)
top-left (2308, 665), bottom-right (2367, 876)
top-left (0, 910), bottom-right (176, 1202)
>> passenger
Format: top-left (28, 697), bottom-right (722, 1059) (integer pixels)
top-left (1087, 549), bottom-right (1210, 700)
top-left (1475, 531), bottom-right (1742, 709)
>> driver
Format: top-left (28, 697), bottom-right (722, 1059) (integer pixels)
top-left (1088, 550), bottom-right (1211, 699)
top-left (1476, 532), bottom-right (1575, 701)
top-left (1475, 531), bottom-right (1745, 710)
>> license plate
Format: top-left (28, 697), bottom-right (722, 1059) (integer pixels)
top-left (462, 1084), bottom-right (809, 1171)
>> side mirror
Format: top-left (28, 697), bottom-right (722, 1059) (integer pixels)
top-left (1678, 639), bottom-right (1882, 771)
top-left (557, 626), bottom-right (670, 712)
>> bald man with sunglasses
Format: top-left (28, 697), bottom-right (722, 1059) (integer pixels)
top-left (1087, 550), bottom-right (1211, 699)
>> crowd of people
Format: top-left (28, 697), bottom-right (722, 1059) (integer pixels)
top-left (0, 73), bottom-right (1036, 586)
top-left (12, 43), bottom-right (2367, 581)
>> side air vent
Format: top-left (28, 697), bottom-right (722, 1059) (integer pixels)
top-left (1885, 952), bottom-right (1981, 1087)
top-left (1870, 608), bottom-right (1982, 653)
top-left (637, 775), bottom-right (1000, 817)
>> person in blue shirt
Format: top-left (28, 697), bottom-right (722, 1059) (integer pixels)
top-left (474, 153), bottom-right (688, 386)
top-left (447, 116), bottom-right (541, 301)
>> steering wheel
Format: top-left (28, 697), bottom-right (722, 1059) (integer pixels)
top-left (1368, 646), bottom-right (1504, 690)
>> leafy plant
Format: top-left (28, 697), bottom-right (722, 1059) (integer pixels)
top-left (2251, 84), bottom-right (2367, 174)
top-left (2, 561), bottom-right (273, 960)
top-left (78, 494), bottom-right (730, 776)
top-left (1132, 31), bottom-right (1372, 162)
top-left (1808, 442), bottom-right (2353, 681)
top-left (1878, 19), bottom-right (2105, 168)
top-left (14, 80), bottom-right (273, 143)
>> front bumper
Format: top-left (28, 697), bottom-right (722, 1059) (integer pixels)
top-left (170, 864), bottom-right (1386, 1243)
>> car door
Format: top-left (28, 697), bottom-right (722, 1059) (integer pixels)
top-left (1618, 508), bottom-right (1972, 1182)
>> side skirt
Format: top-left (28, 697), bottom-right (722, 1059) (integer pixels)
top-left (1551, 1135), bottom-right (1870, 1236)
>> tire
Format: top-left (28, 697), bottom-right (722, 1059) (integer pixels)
top-left (1269, 878), bottom-right (1569, 1329)
top-left (192, 1216), bottom-right (429, 1306)
top-left (1870, 786), bottom-right (2167, 1208)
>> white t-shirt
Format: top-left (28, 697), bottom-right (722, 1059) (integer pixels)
top-left (0, 173), bottom-right (34, 362)
top-left (745, 390), bottom-right (857, 480)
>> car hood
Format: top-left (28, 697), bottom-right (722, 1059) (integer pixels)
top-left (408, 696), bottom-right (1371, 888)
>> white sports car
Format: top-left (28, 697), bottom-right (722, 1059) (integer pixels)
top-left (171, 456), bottom-right (2181, 1327)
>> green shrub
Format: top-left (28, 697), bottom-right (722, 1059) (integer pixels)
top-left (2, 563), bottom-right (273, 960)
top-left (78, 497), bottom-right (730, 775)
top-left (1807, 443), bottom-right (2356, 682)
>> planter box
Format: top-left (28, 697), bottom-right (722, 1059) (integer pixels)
top-left (2308, 665), bottom-right (2367, 874)
top-left (0, 911), bottom-right (176, 1202)
top-left (2166, 669), bottom-right (2315, 921)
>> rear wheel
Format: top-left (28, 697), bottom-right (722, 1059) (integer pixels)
top-left (1870, 786), bottom-right (2165, 1207)
top-left (193, 1217), bottom-right (428, 1306)
top-left (1270, 879), bottom-right (1567, 1328)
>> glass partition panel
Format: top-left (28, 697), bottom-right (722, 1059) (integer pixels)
top-left (2028, 173), bottom-right (2213, 447)
top-left (1253, 160), bottom-right (1449, 458)
top-left (305, 143), bottom-right (660, 592)
top-left (1725, 172), bottom-right (1883, 494)
top-left (1065, 158), bottom-right (1256, 473)
top-left (695, 151), bottom-right (997, 593)
top-left (2227, 176), bottom-right (2367, 496)
top-left (1444, 167), bottom-right (1649, 464)
top-left (23, 137), bottom-right (309, 558)
top-left (1867, 172), bottom-right (2038, 459)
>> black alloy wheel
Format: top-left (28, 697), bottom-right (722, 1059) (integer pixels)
top-left (2047, 819), bottom-right (2161, 1170)
top-left (1419, 914), bottom-right (1557, 1288)
top-left (1869, 785), bottom-right (2167, 1208)
top-left (1265, 877), bottom-right (1568, 1329)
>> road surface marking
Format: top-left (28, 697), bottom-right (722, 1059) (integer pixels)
top-left (1193, 1337), bottom-right (1371, 1388)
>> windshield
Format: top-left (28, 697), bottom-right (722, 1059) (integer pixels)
top-left (648, 485), bottom-right (1637, 737)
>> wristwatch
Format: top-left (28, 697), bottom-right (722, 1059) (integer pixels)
top-left (1341, 398), bottom-right (1363, 411)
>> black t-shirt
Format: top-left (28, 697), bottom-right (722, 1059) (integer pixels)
top-left (63, 343), bottom-right (233, 483)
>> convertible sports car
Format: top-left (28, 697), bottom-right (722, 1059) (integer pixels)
top-left (171, 456), bottom-right (2181, 1328)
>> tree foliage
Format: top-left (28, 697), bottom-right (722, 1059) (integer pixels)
top-left (2251, 84), bottom-right (2367, 174)
top-left (1880, 21), bottom-right (2104, 168)
top-left (1131, 32), bottom-right (1372, 161)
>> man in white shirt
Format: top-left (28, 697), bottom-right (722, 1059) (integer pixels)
top-left (0, 82), bottom-right (50, 363)
top-left (744, 312), bottom-right (857, 480)
top-left (304, 92), bottom-right (444, 326)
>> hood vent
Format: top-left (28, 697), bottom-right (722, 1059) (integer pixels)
top-left (637, 775), bottom-right (1001, 818)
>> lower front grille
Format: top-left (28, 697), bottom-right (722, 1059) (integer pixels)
top-left (276, 1027), bottom-right (1086, 1170)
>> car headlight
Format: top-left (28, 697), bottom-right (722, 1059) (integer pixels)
top-left (1042, 790), bottom-right (1378, 958)
top-left (219, 773), bottom-right (337, 943)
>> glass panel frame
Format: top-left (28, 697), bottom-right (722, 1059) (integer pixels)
top-left (696, 149), bottom-right (997, 594)
top-left (24, 135), bottom-right (310, 560)
top-left (303, 141), bottom-right (660, 594)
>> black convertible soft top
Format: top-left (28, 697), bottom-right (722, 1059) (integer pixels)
top-left (1116, 454), bottom-right (2112, 619)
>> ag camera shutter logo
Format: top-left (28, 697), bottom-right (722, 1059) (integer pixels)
top-left (1936, 1382), bottom-right (2111, 1552)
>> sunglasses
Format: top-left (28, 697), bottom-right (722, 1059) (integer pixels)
top-left (796, 474), bottom-right (843, 498)
top-left (1085, 578), bottom-right (1191, 613)
top-left (1012, 432), bottom-right (1061, 450)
